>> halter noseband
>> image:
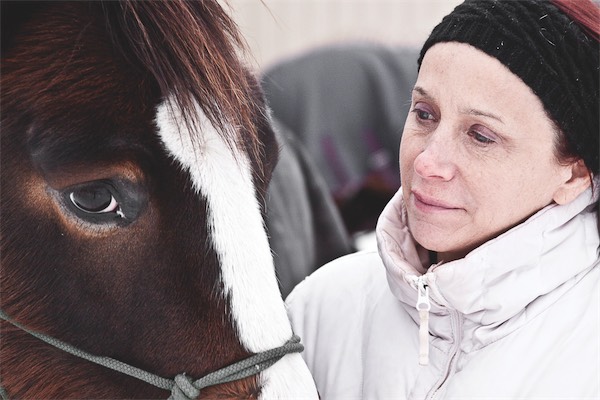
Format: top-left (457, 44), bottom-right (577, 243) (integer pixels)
top-left (0, 309), bottom-right (304, 400)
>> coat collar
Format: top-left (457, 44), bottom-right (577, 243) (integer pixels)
top-left (376, 182), bottom-right (599, 345)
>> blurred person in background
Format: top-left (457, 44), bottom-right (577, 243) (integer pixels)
top-left (286, 0), bottom-right (600, 398)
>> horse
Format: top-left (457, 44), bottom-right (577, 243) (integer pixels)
top-left (0, 1), bottom-right (318, 398)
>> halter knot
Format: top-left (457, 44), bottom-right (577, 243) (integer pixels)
top-left (171, 374), bottom-right (200, 400)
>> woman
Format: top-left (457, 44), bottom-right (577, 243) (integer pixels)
top-left (286, 0), bottom-right (599, 398)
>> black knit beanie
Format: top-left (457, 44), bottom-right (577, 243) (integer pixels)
top-left (418, 0), bottom-right (599, 175)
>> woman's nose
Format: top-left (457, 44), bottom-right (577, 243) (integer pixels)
top-left (413, 132), bottom-right (455, 181)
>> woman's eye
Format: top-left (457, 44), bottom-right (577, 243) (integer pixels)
top-left (468, 129), bottom-right (496, 145)
top-left (412, 103), bottom-right (436, 122)
top-left (69, 187), bottom-right (120, 214)
top-left (416, 110), bottom-right (433, 120)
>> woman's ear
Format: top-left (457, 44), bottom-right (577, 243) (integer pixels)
top-left (553, 159), bottom-right (592, 205)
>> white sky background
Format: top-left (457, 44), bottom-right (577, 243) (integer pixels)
top-left (225, 0), bottom-right (462, 70)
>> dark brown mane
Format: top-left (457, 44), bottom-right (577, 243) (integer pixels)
top-left (99, 1), bottom-right (261, 159)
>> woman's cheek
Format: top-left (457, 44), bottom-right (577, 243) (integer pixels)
top-left (400, 133), bottom-right (421, 180)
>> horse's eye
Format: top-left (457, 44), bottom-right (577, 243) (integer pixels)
top-left (69, 187), bottom-right (119, 214)
top-left (60, 179), bottom-right (146, 227)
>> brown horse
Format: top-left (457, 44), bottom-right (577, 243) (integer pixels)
top-left (0, 1), bottom-right (318, 398)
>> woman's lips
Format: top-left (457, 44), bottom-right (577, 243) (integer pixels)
top-left (412, 190), bottom-right (459, 212)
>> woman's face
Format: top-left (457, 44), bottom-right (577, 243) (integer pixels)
top-left (400, 42), bottom-right (587, 261)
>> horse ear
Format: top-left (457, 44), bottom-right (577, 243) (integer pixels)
top-left (1, 1), bottom-right (47, 57)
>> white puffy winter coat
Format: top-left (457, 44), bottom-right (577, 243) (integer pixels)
top-left (286, 185), bottom-right (599, 399)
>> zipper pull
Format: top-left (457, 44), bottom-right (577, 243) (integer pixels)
top-left (416, 276), bottom-right (431, 366)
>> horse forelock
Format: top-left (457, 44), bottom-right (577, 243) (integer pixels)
top-left (99, 0), bottom-right (264, 169)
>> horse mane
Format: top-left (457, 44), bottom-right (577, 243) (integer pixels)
top-left (99, 0), bottom-right (261, 160)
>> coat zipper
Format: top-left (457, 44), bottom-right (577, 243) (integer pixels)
top-left (411, 274), bottom-right (464, 399)
top-left (415, 275), bottom-right (431, 366)
top-left (428, 309), bottom-right (463, 400)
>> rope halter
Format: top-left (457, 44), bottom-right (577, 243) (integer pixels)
top-left (0, 309), bottom-right (304, 400)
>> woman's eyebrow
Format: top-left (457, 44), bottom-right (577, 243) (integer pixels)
top-left (463, 108), bottom-right (505, 125)
top-left (412, 86), bottom-right (432, 99)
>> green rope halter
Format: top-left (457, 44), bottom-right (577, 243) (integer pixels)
top-left (0, 309), bottom-right (303, 399)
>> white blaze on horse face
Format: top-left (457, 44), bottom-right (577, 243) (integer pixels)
top-left (155, 100), bottom-right (318, 399)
